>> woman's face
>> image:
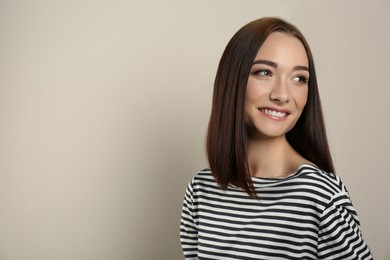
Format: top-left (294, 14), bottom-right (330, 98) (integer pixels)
top-left (244, 32), bottom-right (309, 139)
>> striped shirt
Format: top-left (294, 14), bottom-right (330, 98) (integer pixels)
top-left (180, 164), bottom-right (373, 259)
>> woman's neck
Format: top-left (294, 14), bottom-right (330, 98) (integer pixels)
top-left (246, 135), bottom-right (308, 178)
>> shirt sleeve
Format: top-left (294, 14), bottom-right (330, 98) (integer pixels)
top-left (318, 183), bottom-right (373, 259)
top-left (180, 179), bottom-right (198, 259)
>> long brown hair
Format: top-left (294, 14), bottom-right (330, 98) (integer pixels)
top-left (206, 17), bottom-right (334, 197)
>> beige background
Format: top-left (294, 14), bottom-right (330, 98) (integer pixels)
top-left (1, 0), bottom-right (389, 259)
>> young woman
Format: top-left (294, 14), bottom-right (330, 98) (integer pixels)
top-left (180, 17), bottom-right (373, 259)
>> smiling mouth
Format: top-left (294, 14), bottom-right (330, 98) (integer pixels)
top-left (259, 108), bottom-right (288, 118)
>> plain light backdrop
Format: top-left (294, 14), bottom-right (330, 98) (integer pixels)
top-left (1, 0), bottom-right (389, 259)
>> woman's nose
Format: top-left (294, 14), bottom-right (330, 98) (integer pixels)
top-left (269, 80), bottom-right (290, 103)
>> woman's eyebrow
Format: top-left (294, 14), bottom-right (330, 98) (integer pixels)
top-left (252, 59), bottom-right (277, 67)
top-left (252, 59), bottom-right (309, 72)
top-left (294, 65), bottom-right (309, 72)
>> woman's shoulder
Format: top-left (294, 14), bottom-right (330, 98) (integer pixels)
top-left (293, 163), bottom-right (348, 197)
top-left (183, 168), bottom-right (221, 197)
top-left (190, 168), bottom-right (215, 186)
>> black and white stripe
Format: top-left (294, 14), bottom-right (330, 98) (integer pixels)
top-left (180, 164), bottom-right (372, 259)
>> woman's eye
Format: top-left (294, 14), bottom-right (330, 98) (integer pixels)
top-left (253, 69), bottom-right (272, 77)
top-left (292, 75), bottom-right (309, 83)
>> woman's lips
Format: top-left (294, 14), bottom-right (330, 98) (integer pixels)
top-left (258, 107), bottom-right (290, 120)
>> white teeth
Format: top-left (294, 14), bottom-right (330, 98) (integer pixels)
top-left (261, 108), bottom-right (287, 117)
